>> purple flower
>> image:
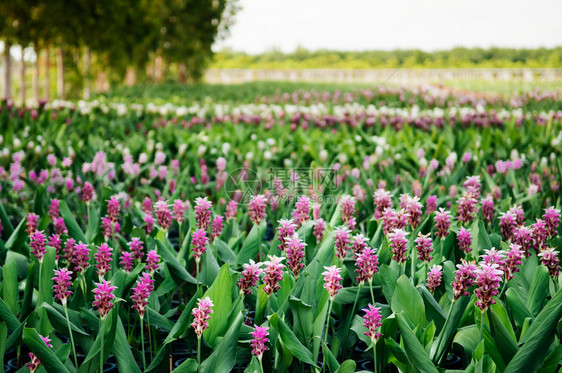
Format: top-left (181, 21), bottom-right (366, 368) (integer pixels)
top-left (194, 197), bottom-right (212, 230)
top-left (285, 234), bottom-right (306, 277)
top-left (313, 219), bottom-right (326, 242)
top-left (248, 195), bottom-right (267, 226)
top-left (426, 265), bottom-right (442, 292)
top-left (48, 199), bottom-right (60, 221)
top-left (142, 197), bottom-right (153, 214)
top-left (538, 247), bottom-right (560, 278)
top-left (128, 238), bottom-right (144, 261)
top-left (79, 181), bottom-right (95, 202)
top-left (499, 212), bottom-right (517, 241)
top-left (415, 232), bottom-right (433, 263)
top-left (474, 263), bottom-right (503, 312)
top-left (334, 227), bottom-right (351, 260)
top-left (512, 226), bottom-right (532, 257)
top-left (434, 208), bottom-right (452, 238)
top-left (373, 189), bottom-right (392, 220)
top-left (277, 219), bottom-right (297, 252)
top-left (27, 213), bottom-right (39, 235)
top-left (463, 176), bottom-right (481, 198)
top-left (426, 195), bottom-right (437, 214)
top-left (351, 234), bottom-right (368, 257)
top-left (26, 335), bottom-right (53, 373)
top-left (362, 304), bottom-right (382, 343)
top-left (250, 325), bottom-right (269, 361)
top-left (154, 201), bottom-right (172, 231)
top-left (191, 228), bottom-right (208, 263)
top-left (225, 200), bottom-right (238, 220)
top-left (481, 195), bottom-right (494, 223)
top-left (53, 268), bottom-right (73, 302)
top-left (481, 248), bottom-right (506, 267)
top-left (73, 241), bottom-right (90, 273)
top-left (93, 279), bottom-right (116, 318)
top-left (120, 252), bottom-right (134, 272)
top-left (144, 214), bottom-right (155, 235)
top-left (95, 243), bottom-right (113, 279)
top-left (340, 195), bottom-right (356, 228)
top-left (54, 217), bottom-right (67, 236)
top-left (388, 228), bottom-right (408, 264)
top-left (172, 199), bottom-right (188, 224)
top-left (503, 244), bottom-right (524, 280)
top-left (263, 255), bottom-right (285, 295)
top-left (211, 215), bottom-right (224, 240)
top-left (30, 230), bottom-right (47, 262)
top-left (107, 196), bottom-right (120, 223)
top-left (293, 195), bottom-right (311, 228)
top-left (131, 272), bottom-right (153, 318)
top-left (191, 297), bottom-right (214, 338)
top-left (457, 227), bottom-right (472, 255)
top-left (48, 234), bottom-right (63, 260)
top-left (238, 259), bottom-right (263, 295)
top-left (456, 193), bottom-right (478, 225)
top-left (322, 266), bottom-right (342, 299)
top-left (452, 259), bottom-right (478, 300)
top-left (543, 207), bottom-right (560, 237)
top-left (355, 247), bottom-right (379, 284)
top-left (400, 194), bottom-right (422, 228)
top-left (531, 219), bottom-right (548, 252)
top-left (146, 250), bottom-right (160, 273)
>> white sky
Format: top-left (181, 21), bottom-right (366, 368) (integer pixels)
top-left (215, 0), bottom-right (562, 53)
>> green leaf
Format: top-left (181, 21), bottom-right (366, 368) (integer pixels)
top-left (173, 358), bottom-right (198, 373)
top-left (269, 312), bottom-right (318, 367)
top-left (1, 259), bottom-right (18, 315)
top-left (202, 264), bottom-right (233, 346)
top-left (321, 339), bottom-right (340, 372)
top-left (155, 239), bottom-right (197, 286)
top-left (112, 316), bottom-right (142, 373)
top-left (391, 275), bottom-right (426, 327)
top-left (335, 360), bottom-right (357, 373)
top-left (506, 288), bottom-right (533, 330)
top-left (200, 312), bottom-right (243, 373)
top-left (59, 200), bottom-right (88, 243)
top-left (42, 303), bottom-right (89, 336)
top-left (236, 221), bottom-right (266, 266)
top-left (0, 322), bottom-right (7, 370)
top-left (289, 296), bottom-right (313, 345)
top-left (488, 308), bottom-right (518, 364)
top-left (430, 295), bottom-right (470, 365)
top-left (452, 325), bottom-right (480, 361)
top-left (537, 344), bottom-right (562, 373)
top-left (4, 217), bottom-right (28, 256)
top-left (526, 265), bottom-right (549, 316)
top-left (396, 313), bottom-right (439, 373)
top-left (418, 287), bottom-right (446, 332)
top-left (23, 328), bottom-right (70, 373)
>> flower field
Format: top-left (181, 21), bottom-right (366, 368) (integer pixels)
top-left (0, 85), bottom-right (561, 373)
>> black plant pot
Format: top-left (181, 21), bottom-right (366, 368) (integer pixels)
top-left (444, 353), bottom-right (462, 369)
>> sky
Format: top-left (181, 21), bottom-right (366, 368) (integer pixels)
top-left (214, 0), bottom-right (562, 54)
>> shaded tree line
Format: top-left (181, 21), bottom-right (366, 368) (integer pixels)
top-left (0, 0), bottom-right (238, 101)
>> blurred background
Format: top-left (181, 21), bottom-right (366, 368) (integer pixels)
top-left (1, 0), bottom-right (561, 103)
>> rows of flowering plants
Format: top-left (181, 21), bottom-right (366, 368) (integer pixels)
top-left (0, 86), bottom-right (561, 373)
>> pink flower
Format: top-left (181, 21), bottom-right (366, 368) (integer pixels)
top-left (95, 243), bottom-right (113, 279)
top-left (142, 197), bottom-right (153, 215)
top-left (481, 248), bottom-right (506, 266)
top-left (79, 182), bottom-right (95, 202)
top-left (463, 176), bottom-right (481, 198)
top-left (146, 250), bottom-right (160, 273)
top-left (507, 205), bottom-right (525, 226)
top-left (543, 207), bottom-right (560, 237)
top-left (427, 265), bottom-right (442, 292)
top-left (225, 200), bottom-right (238, 220)
top-left (426, 195), bottom-right (437, 214)
top-left (238, 259), bottom-right (263, 295)
top-left (101, 217), bottom-right (114, 239)
top-left (434, 208), bottom-right (452, 238)
top-left (400, 194), bottom-right (422, 228)
top-left (26, 335), bottom-right (53, 373)
top-left (538, 247), bottom-right (560, 278)
top-left (334, 227), bottom-right (351, 260)
top-left (340, 195), bottom-right (356, 227)
top-left (128, 238), bottom-right (144, 261)
top-left (173, 199), bottom-right (188, 224)
top-left (322, 266), bottom-right (342, 299)
top-left (48, 234), bottom-right (62, 260)
top-left (191, 297), bottom-right (214, 338)
top-left (120, 252), bottom-right (134, 272)
top-left (27, 213), bottom-right (39, 235)
top-left (381, 208), bottom-right (408, 235)
top-left (362, 304), bottom-right (382, 343)
top-left (131, 272), bottom-right (153, 318)
top-left (312, 203), bottom-right (321, 220)
top-left (48, 199), bottom-right (60, 221)
top-left (285, 234), bottom-right (306, 277)
top-left (277, 219), bottom-right (297, 252)
top-left (154, 201), bottom-right (172, 230)
top-left (30, 230), bottom-right (47, 262)
top-left (351, 234), bottom-right (368, 257)
top-left (388, 228), bottom-right (408, 264)
top-left (531, 219), bottom-right (548, 252)
top-left (249, 195), bottom-right (267, 226)
top-left (292, 195), bottom-right (311, 228)
top-left (73, 241), bottom-right (90, 273)
top-left (313, 219), bottom-right (326, 242)
top-left (191, 228), bottom-right (208, 263)
top-left (355, 247), bottom-right (379, 284)
top-left (250, 325), bottom-right (269, 361)
top-left (503, 244), bottom-right (524, 280)
top-left (456, 193), bottom-right (478, 225)
top-left (499, 212), bottom-right (517, 241)
top-left (457, 227), bottom-right (472, 255)
top-left (373, 189), bottom-right (392, 220)
top-left (263, 255), bottom-right (285, 295)
top-left (474, 263), bottom-right (503, 311)
top-left (194, 197), bottom-right (212, 230)
top-left (93, 279), bottom-right (116, 318)
top-left (144, 214), bottom-right (155, 235)
top-left (107, 197), bottom-right (120, 223)
top-left (415, 232), bottom-right (433, 263)
top-left (481, 195), bottom-right (494, 223)
top-left (211, 215), bottom-right (224, 240)
top-left (54, 217), bottom-right (67, 235)
top-left (64, 238), bottom-right (75, 262)
top-left (452, 259), bottom-right (478, 300)
top-left (53, 268), bottom-right (73, 302)
top-left (512, 226), bottom-right (532, 257)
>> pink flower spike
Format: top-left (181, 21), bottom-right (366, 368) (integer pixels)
top-left (248, 195), bottom-right (267, 226)
top-left (293, 195), bottom-right (311, 228)
top-left (322, 266), bottom-right (342, 299)
top-left (146, 250), bottom-right (160, 273)
top-left (154, 201), bottom-right (172, 231)
top-left (426, 265), bottom-right (442, 292)
top-left (474, 263), bottom-right (503, 312)
top-left (503, 244), bottom-right (523, 281)
top-left (263, 255), bottom-right (285, 296)
top-left (53, 268), bottom-right (73, 302)
top-left (26, 213), bottom-right (39, 235)
top-left (543, 207), bottom-right (560, 237)
top-left (194, 197), bottom-right (212, 230)
top-left (211, 215), bottom-right (224, 240)
top-left (355, 247), bottom-right (379, 284)
top-left (334, 227), bottom-right (351, 260)
top-left (388, 228), bottom-right (408, 264)
top-left (277, 219), bottom-right (297, 252)
top-left (457, 227), bottom-right (472, 255)
top-left (250, 325), bottom-right (269, 361)
top-left (225, 200), bottom-right (238, 220)
top-left (95, 243), bottom-right (113, 279)
top-left (415, 232), bottom-right (433, 263)
top-left (452, 259), bottom-right (478, 300)
top-left (30, 230), bottom-right (47, 262)
top-left (434, 208), bottom-right (452, 238)
top-left (93, 279), bottom-right (116, 318)
top-left (191, 297), bottom-right (214, 338)
top-left (285, 233), bottom-right (306, 277)
top-left (238, 259), bottom-right (263, 295)
top-left (128, 238), bottom-right (144, 261)
top-left (362, 304), bottom-right (382, 343)
top-left (26, 335), bottom-right (53, 373)
top-left (538, 247), bottom-right (560, 278)
top-left (120, 252), bottom-right (134, 272)
top-left (131, 272), bottom-right (154, 318)
top-left (191, 228), bottom-right (209, 263)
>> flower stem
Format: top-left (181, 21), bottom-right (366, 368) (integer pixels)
top-left (258, 357), bottom-right (264, 373)
top-left (373, 340), bottom-right (377, 372)
top-left (411, 247), bottom-right (416, 285)
top-left (343, 284), bottom-right (362, 358)
top-left (368, 279), bottom-right (375, 304)
top-left (197, 336), bottom-right (202, 373)
top-left (323, 299), bottom-right (334, 373)
top-left (147, 310), bottom-right (153, 361)
top-left (100, 317), bottom-right (105, 373)
top-left (64, 302), bottom-right (79, 369)
top-left (140, 316), bottom-right (146, 371)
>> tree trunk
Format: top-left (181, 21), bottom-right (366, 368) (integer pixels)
top-left (178, 62), bottom-right (186, 83)
top-left (154, 54), bottom-right (163, 83)
top-left (125, 67), bottom-right (136, 86)
top-left (83, 46), bottom-right (91, 99)
top-left (2, 43), bottom-right (11, 98)
top-left (33, 43), bottom-right (40, 101)
top-left (56, 46), bottom-right (64, 99)
top-left (19, 45), bottom-right (26, 104)
top-left (43, 44), bottom-right (50, 99)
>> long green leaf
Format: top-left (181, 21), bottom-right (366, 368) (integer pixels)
top-left (396, 313), bottom-right (439, 373)
top-left (391, 275), bottom-right (426, 327)
top-left (269, 312), bottom-right (318, 367)
top-left (202, 264), bottom-right (234, 346)
top-left (200, 312), bottom-right (243, 373)
top-left (59, 200), bottom-right (88, 243)
top-left (22, 328), bottom-right (70, 373)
